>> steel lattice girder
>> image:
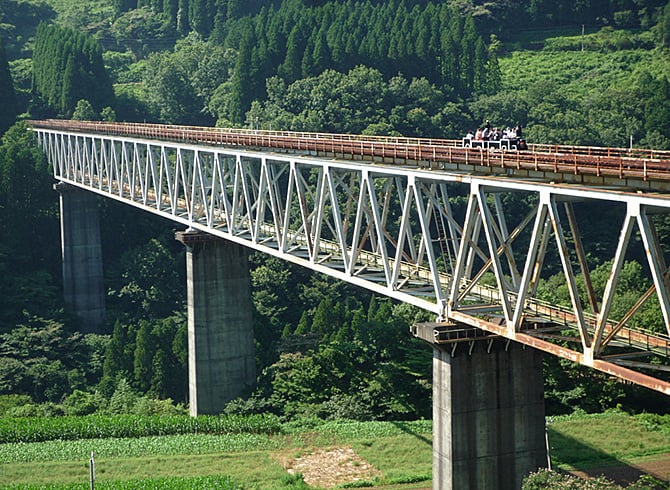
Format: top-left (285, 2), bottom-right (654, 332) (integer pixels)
top-left (35, 129), bottom-right (670, 394)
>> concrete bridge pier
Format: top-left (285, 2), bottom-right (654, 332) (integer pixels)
top-left (176, 230), bottom-right (256, 416)
top-left (413, 323), bottom-right (547, 490)
top-left (55, 183), bottom-right (105, 332)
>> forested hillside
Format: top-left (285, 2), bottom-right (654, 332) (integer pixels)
top-left (0, 0), bottom-right (669, 421)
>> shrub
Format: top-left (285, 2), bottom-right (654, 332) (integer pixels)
top-left (63, 390), bottom-right (106, 416)
top-left (0, 394), bottom-right (33, 416)
top-left (523, 469), bottom-right (621, 489)
top-left (524, 470), bottom-right (670, 489)
top-left (275, 473), bottom-right (310, 489)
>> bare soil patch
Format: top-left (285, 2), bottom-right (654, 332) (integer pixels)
top-left (277, 448), bottom-right (670, 488)
top-left (283, 446), bottom-right (382, 487)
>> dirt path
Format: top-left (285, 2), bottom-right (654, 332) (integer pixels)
top-left (281, 446), bottom-right (670, 488)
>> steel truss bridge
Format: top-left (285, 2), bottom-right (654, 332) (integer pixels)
top-left (29, 120), bottom-right (670, 395)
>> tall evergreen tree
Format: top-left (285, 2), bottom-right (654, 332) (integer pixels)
top-left (473, 37), bottom-right (488, 94)
top-left (114, 0), bottom-right (135, 13)
top-left (60, 54), bottom-right (76, 115)
top-left (229, 24), bottom-right (255, 124)
top-left (177, 0), bottom-right (190, 34)
top-left (278, 23), bottom-right (305, 82)
top-left (189, 0), bottom-right (211, 36)
top-left (655, 1), bottom-right (670, 49)
top-left (133, 320), bottom-right (155, 392)
top-left (0, 37), bottom-right (17, 135)
top-left (100, 320), bottom-right (133, 395)
top-left (163, 0), bottom-right (179, 21)
top-left (440, 14), bottom-right (462, 94)
top-left (485, 52), bottom-right (502, 94)
top-left (311, 27), bottom-right (331, 75)
top-left (460, 16), bottom-right (478, 96)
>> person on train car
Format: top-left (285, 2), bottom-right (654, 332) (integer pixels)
top-left (474, 128), bottom-right (483, 140)
top-left (481, 126), bottom-right (490, 140)
top-left (515, 124), bottom-right (523, 139)
top-left (466, 130), bottom-right (474, 139)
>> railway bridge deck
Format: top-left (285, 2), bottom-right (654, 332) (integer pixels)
top-left (28, 119), bottom-right (670, 396)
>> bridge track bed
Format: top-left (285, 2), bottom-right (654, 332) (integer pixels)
top-left (28, 120), bottom-right (670, 189)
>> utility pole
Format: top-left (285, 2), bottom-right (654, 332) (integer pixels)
top-left (89, 452), bottom-right (95, 490)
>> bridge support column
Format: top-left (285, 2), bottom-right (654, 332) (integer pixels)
top-left (176, 230), bottom-right (256, 416)
top-left (413, 323), bottom-right (546, 490)
top-left (55, 183), bottom-right (105, 332)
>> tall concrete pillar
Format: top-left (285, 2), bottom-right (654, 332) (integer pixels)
top-left (55, 182), bottom-right (105, 332)
top-left (176, 230), bottom-right (256, 416)
top-left (413, 323), bottom-right (546, 490)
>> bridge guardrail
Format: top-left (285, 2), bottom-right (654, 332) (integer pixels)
top-left (28, 120), bottom-right (670, 185)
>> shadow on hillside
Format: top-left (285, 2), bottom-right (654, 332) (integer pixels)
top-left (548, 429), bottom-right (670, 486)
top-left (391, 421), bottom-right (431, 446)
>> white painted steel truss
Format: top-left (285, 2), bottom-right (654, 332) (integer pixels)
top-left (35, 128), bottom-right (670, 394)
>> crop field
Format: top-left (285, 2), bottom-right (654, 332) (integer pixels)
top-left (1, 414), bottom-right (669, 489)
top-left (0, 419), bottom-right (434, 489)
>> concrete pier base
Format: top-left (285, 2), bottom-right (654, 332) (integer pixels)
top-left (414, 323), bottom-right (546, 490)
top-left (55, 183), bottom-right (105, 332)
top-left (176, 231), bottom-right (256, 416)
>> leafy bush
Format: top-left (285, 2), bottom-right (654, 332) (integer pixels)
top-left (0, 394), bottom-right (33, 416)
top-left (6, 402), bottom-right (65, 418)
top-left (523, 469), bottom-right (669, 489)
top-left (0, 413), bottom-right (282, 443)
top-left (62, 390), bottom-right (106, 416)
top-left (636, 413), bottom-right (670, 437)
top-left (523, 469), bottom-right (621, 489)
top-left (275, 473), bottom-right (310, 489)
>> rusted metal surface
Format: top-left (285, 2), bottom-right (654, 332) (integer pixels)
top-left (446, 312), bottom-right (670, 395)
top-left (27, 119), bottom-right (670, 189)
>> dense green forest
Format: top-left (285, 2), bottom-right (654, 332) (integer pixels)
top-left (0, 0), bottom-right (670, 423)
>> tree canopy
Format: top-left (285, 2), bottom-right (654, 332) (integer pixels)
top-left (1, 0), bottom-right (670, 419)
top-left (32, 23), bottom-right (114, 117)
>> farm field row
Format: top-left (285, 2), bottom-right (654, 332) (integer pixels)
top-left (2, 414), bottom-right (670, 488)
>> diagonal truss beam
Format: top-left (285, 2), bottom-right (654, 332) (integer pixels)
top-left (33, 127), bottom-right (670, 395)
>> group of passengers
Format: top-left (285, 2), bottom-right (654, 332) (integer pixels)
top-left (464, 120), bottom-right (527, 150)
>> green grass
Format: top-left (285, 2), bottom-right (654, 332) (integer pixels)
top-left (548, 412), bottom-right (670, 471)
top-left (1, 413), bottom-right (669, 488)
top-left (498, 24), bottom-right (670, 105)
top-left (352, 435), bottom-right (432, 484)
top-left (0, 420), bottom-right (433, 489)
top-left (1, 451), bottom-right (294, 488)
top-left (499, 49), bottom-right (670, 96)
